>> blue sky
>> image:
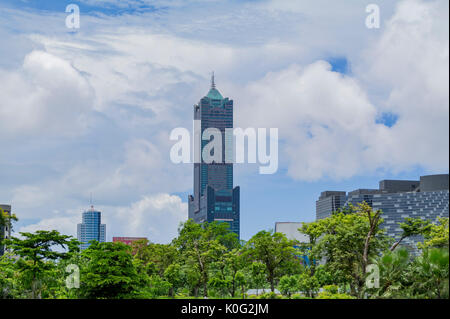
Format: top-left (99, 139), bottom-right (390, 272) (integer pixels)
top-left (0, 0), bottom-right (448, 243)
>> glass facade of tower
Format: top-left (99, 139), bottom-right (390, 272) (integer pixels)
top-left (77, 207), bottom-right (106, 250)
top-left (188, 77), bottom-right (240, 239)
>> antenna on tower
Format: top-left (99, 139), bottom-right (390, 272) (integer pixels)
top-left (90, 192), bottom-right (94, 210)
top-left (211, 71), bottom-right (216, 89)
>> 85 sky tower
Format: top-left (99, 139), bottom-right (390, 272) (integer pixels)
top-left (188, 74), bottom-right (240, 239)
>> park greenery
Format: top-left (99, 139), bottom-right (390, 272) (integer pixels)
top-left (0, 203), bottom-right (448, 299)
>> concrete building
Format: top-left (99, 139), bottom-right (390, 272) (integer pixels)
top-left (77, 206), bottom-right (106, 250)
top-left (275, 222), bottom-right (311, 266)
top-left (188, 74), bottom-right (240, 238)
top-left (0, 204), bottom-right (12, 256)
top-left (316, 174), bottom-right (449, 253)
top-left (274, 222), bottom-right (309, 243)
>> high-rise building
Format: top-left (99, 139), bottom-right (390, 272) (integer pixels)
top-left (77, 206), bottom-right (106, 250)
top-left (113, 237), bottom-right (147, 245)
top-left (0, 204), bottom-right (12, 256)
top-left (315, 174), bottom-right (449, 253)
top-left (316, 191), bottom-right (347, 220)
top-left (188, 74), bottom-right (240, 238)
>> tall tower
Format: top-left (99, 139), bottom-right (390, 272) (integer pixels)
top-left (188, 74), bottom-right (240, 238)
top-left (77, 205), bottom-right (106, 250)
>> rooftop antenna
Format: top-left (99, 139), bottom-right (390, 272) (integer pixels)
top-left (90, 192), bottom-right (94, 210)
top-left (211, 71), bottom-right (216, 89)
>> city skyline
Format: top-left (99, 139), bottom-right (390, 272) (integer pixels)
top-left (0, 0), bottom-right (448, 243)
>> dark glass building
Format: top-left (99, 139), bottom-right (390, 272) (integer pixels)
top-left (188, 75), bottom-right (240, 238)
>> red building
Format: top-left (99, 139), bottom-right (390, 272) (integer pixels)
top-left (112, 237), bottom-right (147, 245)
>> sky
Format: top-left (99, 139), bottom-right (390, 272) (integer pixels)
top-left (0, 0), bottom-right (448, 243)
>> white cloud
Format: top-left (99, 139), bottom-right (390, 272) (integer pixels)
top-left (1, 0), bottom-right (448, 243)
top-left (359, 0), bottom-right (449, 172)
top-left (111, 193), bottom-right (187, 243)
top-left (0, 50), bottom-right (94, 138)
top-left (17, 193), bottom-right (187, 244)
top-left (235, 61), bottom-right (389, 181)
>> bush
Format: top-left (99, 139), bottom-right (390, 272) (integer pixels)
top-left (258, 291), bottom-right (282, 299)
top-left (291, 293), bottom-right (311, 299)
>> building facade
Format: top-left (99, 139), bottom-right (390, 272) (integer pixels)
top-left (316, 191), bottom-right (347, 220)
top-left (188, 75), bottom-right (240, 238)
top-left (77, 206), bottom-right (106, 250)
top-left (275, 222), bottom-right (311, 266)
top-left (113, 237), bottom-right (147, 245)
top-left (0, 204), bottom-right (12, 256)
top-left (316, 174), bottom-right (449, 253)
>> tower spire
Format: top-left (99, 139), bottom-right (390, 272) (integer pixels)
top-left (211, 71), bottom-right (216, 89)
top-left (90, 192), bottom-right (94, 210)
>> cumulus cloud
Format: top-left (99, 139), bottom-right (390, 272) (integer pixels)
top-left (0, 50), bottom-right (94, 138)
top-left (1, 0), bottom-right (448, 242)
top-left (359, 0), bottom-right (449, 172)
top-left (235, 61), bottom-right (389, 180)
top-left (18, 193), bottom-right (187, 244)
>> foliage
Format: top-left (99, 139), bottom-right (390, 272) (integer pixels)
top-left (1, 213), bottom-right (448, 299)
top-left (257, 291), bottom-right (281, 299)
top-left (408, 248), bottom-right (449, 299)
top-left (4, 230), bottom-right (76, 299)
top-left (390, 217), bottom-right (432, 251)
top-left (244, 230), bottom-right (296, 292)
top-left (174, 220), bottom-right (229, 297)
top-left (419, 217), bottom-right (449, 249)
top-left (316, 285), bottom-right (355, 299)
top-left (79, 241), bottom-right (142, 298)
top-left (278, 275), bottom-right (298, 298)
top-left (369, 248), bottom-right (411, 298)
top-left (299, 202), bottom-right (390, 297)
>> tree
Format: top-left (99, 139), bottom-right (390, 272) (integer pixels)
top-left (419, 217), bottom-right (449, 249)
top-left (79, 241), bottom-right (142, 298)
top-left (0, 208), bottom-right (18, 254)
top-left (300, 203), bottom-right (389, 297)
top-left (278, 275), bottom-right (298, 298)
top-left (244, 230), bottom-right (296, 292)
top-left (0, 252), bottom-right (21, 299)
top-left (316, 285), bottom-right (355, 299)
top-left (408, 248), bottom-right (449, 299)
top-left (215, 248), bottom-right (246, 298)
top-left (390, 217), bottom-right (432, 251)
top-left (297, 273), bottom-right (319, 298)
top-left (174, 219), bottom-right (228, 297)
top-left (249, 262), bottom-right (267, 295)
top-left (371, 248), bottom-right (411, 298)
top-left (164, 263), bottom-right (182, 297)
top-left (5, 230), bottom-right (76, 299)
top-left (298, 221), bottom-right (324, 275)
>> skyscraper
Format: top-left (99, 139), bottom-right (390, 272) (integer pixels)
top-left (77, 206), bottom-right (106, 250)
top-left (188, 74), bottom-right (240, 238)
